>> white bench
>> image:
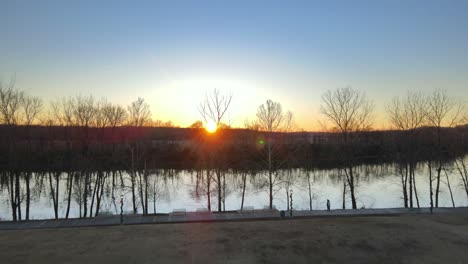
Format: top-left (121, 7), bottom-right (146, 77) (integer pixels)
top-left (242, 206), bottom-right (254, 212)
top-left (171, 209), bottom-right (187, 215)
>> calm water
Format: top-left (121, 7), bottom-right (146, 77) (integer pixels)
top-left (1, 163), bottom-right (467, 221)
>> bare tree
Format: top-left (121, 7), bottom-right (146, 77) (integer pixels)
top-left (426, 90), bottom-right (464, 207)
top-left (386, 91), bottom-right (427, 208)
top-left (48, 97), bottom-right (77, 218)
top-left (0, 79), bottom-right (25, 221)
top-left (73, 95), bottom-right (96, 127)
top-left (197, 89), bottom-right (232, 211)
top-left (126, 97), bottom-right (151, 214)
top-left (127, 97), bottom-right (151, 127)
top-left (320, 87), bottom-right (374, 209)
top-left (50, 97), bottom-right (76, 126)
top-left (256, 100), bottom-right (286, 132)
top-left (387, 91), bottom-right (427, 131)
top-left (107, 104), bottom-right (127, 128)
top-left (0, 78), bottom-right (24, 125)
top-left (198, 88), bottom-right (232, 128)
top-left (94, 99), bottom-right (111, 128)
top-left (454, 157), bottom-right (468, 198)
top-left (152, 120), bottom-right (177, 127)
top-left (21, 95), bottom-right (43, 220)
top-left (22, 95), bottom-right (43, 126)
top-left (255, 99), bottom-right (295, 209)
top-left (48, 172), bottom-right (60, 219)
top-left (244, 118), bottom-right (260, 131)
top-left (94, 100), bottom-right (127, 128)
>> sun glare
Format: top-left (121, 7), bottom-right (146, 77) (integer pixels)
top-left (205, 121), bottom-right (217, 133)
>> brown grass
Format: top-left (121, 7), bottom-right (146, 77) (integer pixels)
top-left (1, 214), bottom-right (468, 264)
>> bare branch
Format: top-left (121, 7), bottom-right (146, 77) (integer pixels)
top-left (127, 97), bottom-right (151, 127)
top-left (23, 95), bottom-right (43, 125)
top-left (386, 91), bottom-right (427, 131)
top-left (0, 78), bottom-right (24, 125)
top-left (426, 90), bottom-right (464, 128)
top-left (198, 88), bottom-right (232, 127)
top-left (320, 87), bottom-right (374, 135)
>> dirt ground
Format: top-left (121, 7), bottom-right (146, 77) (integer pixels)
top-left (1, 214), bottom-right (468, 264)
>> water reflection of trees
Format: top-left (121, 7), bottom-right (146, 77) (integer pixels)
top-left (1, 158), bottom-right (468, 221)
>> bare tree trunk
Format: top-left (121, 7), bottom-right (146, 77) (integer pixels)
top-left (342, 175), bottom-right (346, 210)
top-left (65, 172), bottom-right (74, 219)
top-left (269, 170), bottom-right (273, 210)
top-left (131, 149), bottom-right (137, 214)
top-left (55, 173), bottom-right (59, 218)
top-left (216, 170), bottom-right (222, 212)
top-left (455, 158), bottom-right (468, 198)
top-left (111, 172), bottom-right (117, 213)
top-left (77, 178), bottom-right (82, 218)
top-left (412, 168), bottom-right (420, 208)
top-left (9, 172), bottom-right (17, 221)
top-left (195, 170), bottom-right (200, 198)
top-left (48, 172), bottom-right (59, 219)
top-left (131, 172), bottom-right (137, 214)
top-left (435, 161), bottom-right (442, 208)
top-left (428, 162), bottom-right (434, 213)
top-left (95, 172), bottom-right (107, 217)
top-left (444, 169), bottom-right (455, 208)
top-left (268, 142), bottom-right (274, 210)
top-left (409, 163), bottom-right (413, 208)
top-left (90, 173), bottom-right (99, 217)
top-left (138, 171), bottom-right (145, 215)
top-left (307, 171), bottom-right (313, 211)
top-left (15, 172), bottom-right (22, 221)
top-left (83, 172), bottom-right (89, 218)
top-left (240, 172), bottom-right (247, 211)
top-left (222, 172), bottom-right (226, 212)
top-left (207, 169), bottom-right (211, 211)
top-left (346, 167), bottom-right (357, 209)
top-left (25, 172), bottom-right (31, 220)
top-left (153, 177), bottom-right (157, 214)
top-left (400, 164), bottom-right (408, 208)
top-left (435, 127), bottom-right (442, 208)
top-left (144, 166), bottom-right (148, 215)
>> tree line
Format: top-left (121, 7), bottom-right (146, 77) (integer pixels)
top-left (1, 78), bottom-right (468, 220)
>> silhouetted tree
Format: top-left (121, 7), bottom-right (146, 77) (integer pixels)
top-left (22, 94), bottom-right (43, 220)
top-left (198, 89), bottom-right (232, 211)
top-left (255, 99), bottom-right (295, 209)
top-left (127, 97), bottom-right (151, 127)
top-left (387, 91), bottom-right (427, 208)
top-left (426, 90), bottom-right (464, 207)
top-left (0, 78), bottom-right (24, 220)
top-left (198, 88), bottom-right (232, 128)
top-left (190, 120), bottom-right (204, 129)
top-left (320, 87), bottom-right (373, 209)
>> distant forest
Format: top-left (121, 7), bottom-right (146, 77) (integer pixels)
top-left (1, 125), bottom-right (467, 171)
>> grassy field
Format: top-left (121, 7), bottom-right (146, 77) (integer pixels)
top-left (1, 213), bottom-right (468, 264)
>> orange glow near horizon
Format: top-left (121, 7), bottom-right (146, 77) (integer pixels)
top-left (205, 121), bottom-right (217, 133)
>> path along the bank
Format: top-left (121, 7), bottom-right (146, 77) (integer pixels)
top-left (1, 207), bottom-right (467, 230)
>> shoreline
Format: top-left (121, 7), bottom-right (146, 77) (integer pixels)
top-left (1, 206), bottom-right (467, 231)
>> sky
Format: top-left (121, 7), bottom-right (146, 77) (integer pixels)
top-left (1, 0), bottom-right (468, 130)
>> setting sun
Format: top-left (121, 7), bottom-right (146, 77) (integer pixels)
top-left (205, 121), bottom-right (217, 133)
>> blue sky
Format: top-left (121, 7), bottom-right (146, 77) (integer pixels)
top-left (2, 0), bottom-right (468, 129)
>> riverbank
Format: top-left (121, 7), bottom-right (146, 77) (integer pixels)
top-left (1, 211), bottom-right (468, 264)
top-left (1, 207), bottom-right (468, 230)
